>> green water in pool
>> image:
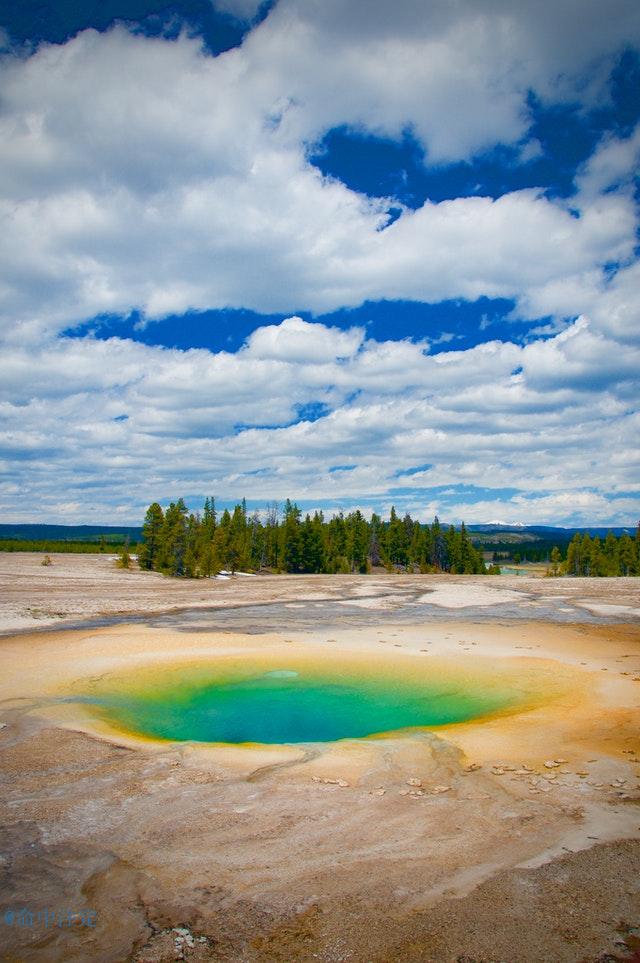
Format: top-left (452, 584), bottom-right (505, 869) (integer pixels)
top-left (79, 659), bottom-right (527, 744)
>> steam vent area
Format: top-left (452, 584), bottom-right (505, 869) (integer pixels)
top-left (0, 557), bottom-right (639, 962)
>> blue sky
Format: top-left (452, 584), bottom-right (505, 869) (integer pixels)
top-left (0, 0), bottom-right (639, 526)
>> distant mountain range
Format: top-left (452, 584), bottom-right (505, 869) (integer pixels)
top-left (467, 523), bottom-right (634, 540)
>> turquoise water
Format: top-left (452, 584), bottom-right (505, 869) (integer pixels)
top-left (82, 662), bottom-right (523, 744)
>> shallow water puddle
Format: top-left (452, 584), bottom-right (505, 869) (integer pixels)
top-left (72, 652), bottom-right (564, 746)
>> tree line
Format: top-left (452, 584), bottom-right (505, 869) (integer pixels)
top-left (138, 498), bottom-right (488, 577)
top-left (560, 530), bottom-right (640, 577)
top-left (0, 536), bottom-right (139, 554)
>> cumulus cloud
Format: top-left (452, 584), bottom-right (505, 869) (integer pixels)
top-left (0, 9), bottom-right (639, 331)
top-left (212, 0), bottom-right (266, 22)
top-left (0, 3), bottom-right (639, 524)
top-left (576, 124), bottom-right (640, 200)
top-left (0, 317), bottom-right (638, 524)
top-left (244, 316), bottom-right (365, 362)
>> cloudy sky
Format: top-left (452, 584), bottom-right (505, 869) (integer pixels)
top-left (1, 0), bottom-right (639, 526)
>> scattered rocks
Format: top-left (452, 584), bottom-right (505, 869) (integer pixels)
top-left (174, 927), bottom-right (195, 951)
top-left (544, 760), bottom-right (560, 769)
top-left (463, 763), bottom-right (482, 773)
top-left (312, 777), bottom-right (349, 787)
top-left (407, 777), bottom-right (422, 787)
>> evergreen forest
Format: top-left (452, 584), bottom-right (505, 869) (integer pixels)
top-left (138, 498), bottom-right (488, 577)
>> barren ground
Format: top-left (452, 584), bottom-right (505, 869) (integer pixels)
top-left (0, 554), bottom-right (639, 962)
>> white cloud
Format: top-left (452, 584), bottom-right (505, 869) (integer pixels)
top-left (212, 0), bottom-right (265, 21)
top-left (0, 12), bottom-right (639, 332)
top-left (443, 491), bottom-right (640, 528)
top-left (576, 124), bottom-right (640, 200)
top-left (244, 316), bottom-right (364, 362)
top-left (0, 318), bottom-right (638, 524)
top-left (253, 0), bottom-right (640, 160)
top-left (0, 5), bottom-right (639, 524)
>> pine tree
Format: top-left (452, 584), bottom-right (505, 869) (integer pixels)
top-left (431, 516), bottom-right (447, 571)
top-left (138, 502), bottom-right (164, 570)
top-left (158, 499), bottom-right (189, 575)
top-left (618, 533), bottom-right (636, 576)
top-left (368, 513), bottom-right (382, 567)
top-left (385, 506), bottom-right (409, 568)
top-left (282, 500), bottom-right (302, 573)
top-left (227, 504), bottom-right (250, 572)
top-left (346, 510), bottom-right (369, 573)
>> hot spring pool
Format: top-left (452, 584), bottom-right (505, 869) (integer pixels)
top-left (76, 654), bottom-right (541, 745)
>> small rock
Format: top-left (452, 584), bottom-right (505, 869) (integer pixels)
top-left (464, 763), bottom-right (482, 773)
top-left (336, 779), bottom-right (349, 788)
top-left (407, 777), bottom-right (422, 787)
top-left (371, 788), bottom-right (386, 796)
top-left (544, 760), bottom-right (560, 769)
top-left (432, 785), bottom-right (452, 794)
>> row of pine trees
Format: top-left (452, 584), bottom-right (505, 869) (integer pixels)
top-left (137, 498), bottom-right (488, 577)
top-left (562, 530), bottom-right (640, 577)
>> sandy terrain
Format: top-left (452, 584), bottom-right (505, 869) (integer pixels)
top-left (0, 554), bottom-right (639, 962)
top-left (1, 552), bottom-right (639, 635)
